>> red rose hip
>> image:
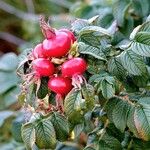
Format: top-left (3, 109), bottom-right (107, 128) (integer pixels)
top-left (42, 31), bottom-right (71, 57)
top-left (32, 58), bottom-right (55, 77)
top-left (61, 57), bottom-right (87, 77)
top-left (32, 43), bottom-right (45, 59)
top-left (59, 29), bottom-right (76, 43)
top-left (48, 77), bottom-right (72, 95)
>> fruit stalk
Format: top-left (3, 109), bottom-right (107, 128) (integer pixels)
top-left (40, 15), bottom-right (56, 39)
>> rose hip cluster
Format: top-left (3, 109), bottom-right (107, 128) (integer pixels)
top-left (31, 17), bottom-right (87, 111)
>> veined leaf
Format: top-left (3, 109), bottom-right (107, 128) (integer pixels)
top-left (89, 72), bottom-right (108, 84)
top-left (89, 72), bottom-right (115, 99)
top-left (112, 99), bottom-right (131, 132)
top-left (50, 112), bottom-right (69, 141)
top-left (132, 97), bottom-right (150, 141)
top-left (79, 26), bottom-right (111, 47)
top-left (78, 42), bottom-right (107, 60)
top-left (131, 33), bottom-right (150, 56)
top-left (121, 16), bottom-right (134, 36)
top-left (147, 15), bottom-right (150, 22)
top-left (81, 84), bottom-right (95, 110)
top-left (97, 140), bottom-right (112, 150)
top-left (99, 132), bottom-right (122, 150)
top-left (108, 57), bottom-right (126, 80)
top-left (134, 32), bottom-right (150, 45)
top-left (101, 79), bottom-right (115, 99)
top-left (132, 75), bottom-right (149, 87)
top-left (132, 138), bottom-right (150, 149)
top-left (73, 123), bottom-right (84, 138)
top-left (119, 49), bottom-right (147, 75)
top-left (11, 116), bottom-right (24, 142)
top-left (130, 22), bottom-right (150, 57)
top-left (37, 77), bottom-right (49, 99)
top-left (138, 97), bottom-right (150, 105)
top-left (139, 21), bottom-right (150, 32)
top-left (105, 97), bottom-right (131, 132)
top-left (71, 19), bottom-right (89, 33)
top-left (79, 26), bottom-right (111, 37)
top-left (21, 123), bottom-right (35, 150)
top-left (55, 142), bottom-right (80, 150)
top-left (105, 98), bottom-right (120, 122)
top-left (35, 118), bottom-right (56, 149)
top-left (64, 88), bottom-right (84, 124)
top-left (83, 146), bottom-right (95, 150)
top-left (127, 106), bottom-right (139, 138)
top-left (26, 83), bottom-right (36, 106)
top-left (84, 112), bottom-right (95, 132)
top-left (113, 0), bottom-right (130, 27)
top-left (134, 106), bottom-right (150, 141)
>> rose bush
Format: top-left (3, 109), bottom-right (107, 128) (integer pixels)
top-left (17, 1), bottom-right (150, 149)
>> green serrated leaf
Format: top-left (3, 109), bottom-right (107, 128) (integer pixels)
top-left (50, 112), bottom-right (69, 141)
top-left (132, 97), bottom-right (150, 141)
top-left (71, 19), bottom-right (89, 33)
top-left (101, 79), bottom-right (115, 99)
top-left (87, 58), bottom-right (106, 74)
top-left (127, 106), bottom-right (139, 138)
top-left (131, 35), bottom-right (150, 57)
top-left (132, 138), bottom-right (150, 150)
top-left (73, 123), bottom-right (84, 138)
top-left (11, 116), bottom-right (24, 142)
top-left (79, 26), bottom-right (111, 47)
top-left (105, 97), bottom-right (120, 122)
top-left (81, 84), bottom-right (95, 110)
top-left (132, 75), bottom-right (149, 87)
top-left (89, 72), bottom-right (108, 84)
top-left (64, 88), bottom-right (84, 125)
top-left (26, 83), bottom-right (36, 106)
top-left (56, 142), bottom-right (80, 150)
top-left (112, 99), bottom-right (130, 132)
top-left (83, 146), bottom-right (95, 150)
top-left (130, 22), bottom-right (150, 57)
top-left (37, 77), bottom-right (49, 99)
top-left (120, 16), bottom-right (134, 36)
top-left (21, 123), bottom-right (35, 150)
top-left (78, 42), bottom-right (107, 60)
top-left (119, 49), bottom-right (147, 75)
top-left (113, 0), bottom-right (130, 26)
top-left (89, 72), bottom-right (115, 99)
top-left (99, 132), bottom-right (122, 150)
top-left (80, 26), bottom-right (111, 37)
top-left (35, 118), bottom-right (56, 149)
top-left (97, 140), bottom-right (112, 150)
top-left (108, 57), bottom-right (126, 80)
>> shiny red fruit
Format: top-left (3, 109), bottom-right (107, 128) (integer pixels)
top-left (59, 29), bottom-right (76, 43)
top-left (48, 77), bottom-right (72, 95)
top-left (42, 31), bottom-right (71, 57)
top-left (61, 57), bottom-right (87, 77)
top-left (32, 58), bottom-right (55, 77)
top-left (32, 43), bottom-right (45, 59)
